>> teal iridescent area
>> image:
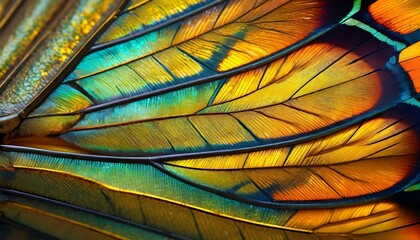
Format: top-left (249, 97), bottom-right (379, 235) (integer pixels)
top-left (72, 80), bottom-right (222, 127)
top-left (74, 53), bottom-right (215, 104)
top-left (0, 151), bottom-right (296, 227)
top-left (0, 0), bottom-right (419, 238)
top-left (29, 85), bottom-right (93, 116)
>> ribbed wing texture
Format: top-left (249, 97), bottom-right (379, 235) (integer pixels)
top-left (0, 0), bottom-right (419, 239)
top-left (1, 150), bottom-right (420, 239)
top-left (0, 0), bottom-right (126, 133)
top-left (369, 0), bottom-right (420, 35)
top-left (95, 0), bottom-right (222, 46)
top-left (13, 25), bottom-right (414, 157)
top-left (161, 103), bottom-right (420, 204)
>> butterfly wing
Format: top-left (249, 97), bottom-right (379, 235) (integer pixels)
top-left (0, 0), bottom-right (419, 239)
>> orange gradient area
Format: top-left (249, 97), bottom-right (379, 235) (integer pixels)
top-left (171, 115), bottom-right (419, 166)
top-left (165, 113), bottom-right (420, 201)
top-left (288, 202), bottom-right (420, 236)
top-left (178, 0), bottom-right (325, 72)
top-left (205, 43), bottom-right (382, 113)
top-left (400, 42), bottom-right (420, 93)
top-left (166, 156), bottom-right (416, 201)
top-left (201, 42), bottom-right (384, 140)
top-left (369, 0), bottom-right (420, 34)
top-left (218, 0), bottom-right (324, 71)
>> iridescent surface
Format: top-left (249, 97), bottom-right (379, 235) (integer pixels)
top-left (0, 0), bottom-right (64, 84)
top-left (18, 25), bottom-right (413, 157)
top-left (0, 0), bottom-right (124, 132)
top-left (0, 0), bottom-right (20, 29)
top-left (65, 0), bottom-right (355, 81)
top-left (0, 0), bottom-right (419, 239)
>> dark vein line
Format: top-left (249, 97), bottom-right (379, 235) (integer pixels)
top-left (0, 0), bottom-right (23, 30)
top-left (288, 49), bottom-right (356, 100)
top-left (362, 142), bottom-right (400, 159)
top-left (211, 1), bottom-right (228, 29)
top-left (255, 110), bottom-right (296, 125)
top-left (151, 55), bottom-right (178, 79)
top-left (186, 117), bottom-right (210, 146)
top-left (241, 153), bottom-right (250, 169)
top-left (248, 178), bottom-right (274, 201)
top-left (376, 118), bottom-right (405, 134)
top-left (175, 46), bottom-right (216, 73)
top-left (126, 60), bottom-right (145, 80)
top-left (283, 210), bottom-right (298, 226)
top-left (349, 216), bottom-right (399, 233)
top-left (169, 20), bottom-right (182, 46)
top-left (364, 221), bottom-right (420, 234)
top-left (307, 168), bottom-right (344, 198)
top-left (242, 0), bottom-right (290, 23)
top-left (202, 79), bottom-right (265, 108)
top-left (281, 103), bottom-right (326, 120)
top-left (344, 121), bottom-right (364, 145)
top-left (346, 46), bottom-right (388, 65)
top-left (327, 166), bottom-right (369, 183)
top-left (229, 113), bottom-right (261, 143)
top-left (248, 5), bottom-right (321, 20)
top-left (190, 211), bottom-right (202, 240)
top-left (327, 209), bottom-right (334, 224)
top-left (206, 78), bottom-right (227, 107)
top-left (313, 210), bottom-right (395, 231)
top-left (285, 67), bottom-right (383, 105)
top-left (234, 221), bottom-right (246, 240)
top-left (121, 0), bottom-right (149, 12)
top-left (257, 64), bottom-right (269, 89)
top-left (251, 24), bottom-right (296, 38)
top-left (282, 146), bottom-right (294, 167)
top-left (368, 122), bottom-right (420, 145)
top-left (67, 81), bottom-right (100, 105)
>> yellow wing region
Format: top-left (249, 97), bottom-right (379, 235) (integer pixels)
top-left (0, 0), bottom-right (419, 239)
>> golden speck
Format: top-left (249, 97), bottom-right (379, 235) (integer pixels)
top-left (82, 27), bottom-right (90, 34)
